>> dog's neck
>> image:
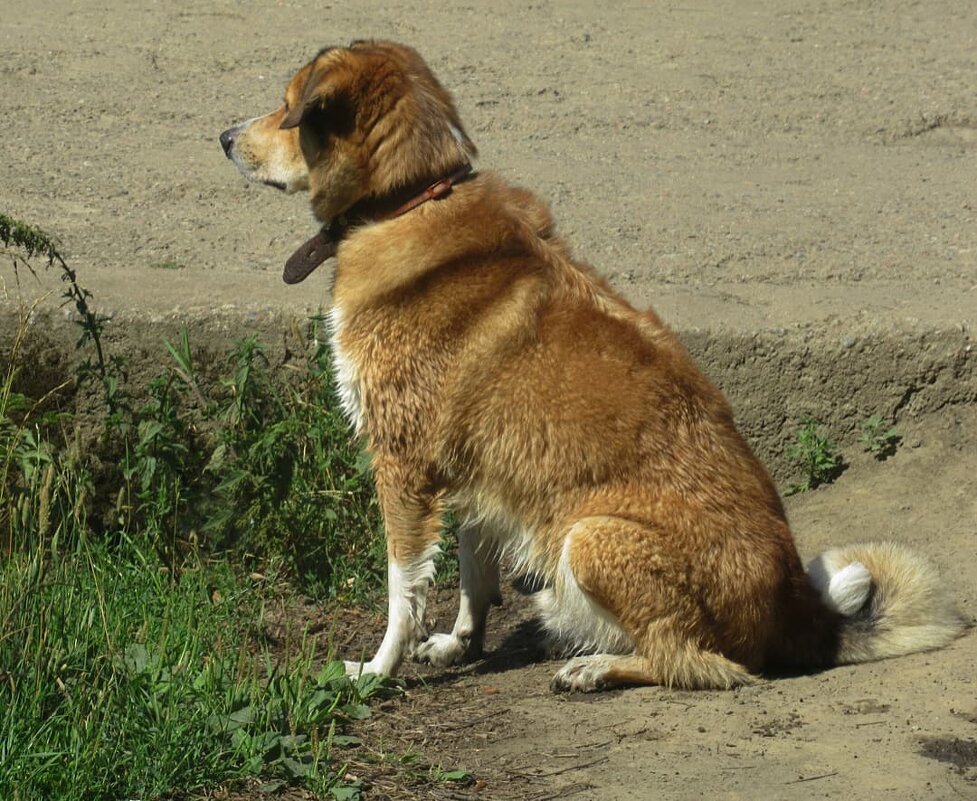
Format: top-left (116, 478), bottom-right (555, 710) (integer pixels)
top-left (282, 163), bottom-right (475, 284)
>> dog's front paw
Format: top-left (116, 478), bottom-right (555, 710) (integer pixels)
top-left (412, 633), bottom-right (470, 668)
top-left (344, 659), bottom-right (383, 680)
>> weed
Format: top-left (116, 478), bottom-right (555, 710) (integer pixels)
top-left (201, 327), bottom-right (385, 600)
top-left (1, 213), bottom-right (126, 418)
top-left (0, 292), bottom-right (82, 556)
top-left (431, 767), bottom-right (476, 784)
top-left (786, 418), bottom-right (842, 494)
top-left (860, 415), bottom-right (899, 460)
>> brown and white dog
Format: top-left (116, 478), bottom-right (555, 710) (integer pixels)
top-left (220, 40), bottom-right (965, 691)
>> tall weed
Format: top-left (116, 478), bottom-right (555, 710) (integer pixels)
top-left (204, 327), bottom-right (385, 598)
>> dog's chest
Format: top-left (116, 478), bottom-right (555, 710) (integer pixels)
top-left (327, 306), bottom-right (365, 434)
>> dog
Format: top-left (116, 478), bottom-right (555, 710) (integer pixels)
top-left (220, 40), bottom-right (965, 691)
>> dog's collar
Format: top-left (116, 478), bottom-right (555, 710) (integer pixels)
top-left (282, 163), bottom-right (475, 285)
top-left (282, 223), bottom-right (343, 285)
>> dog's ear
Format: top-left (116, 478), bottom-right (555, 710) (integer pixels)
top-left (279, 74), bottom-right (338, 130)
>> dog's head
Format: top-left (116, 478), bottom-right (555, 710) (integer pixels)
top-left (220, 41), bottom-right (477, 223)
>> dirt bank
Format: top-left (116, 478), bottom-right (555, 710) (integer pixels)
top-left (2, 0), bottom-right (975, 477)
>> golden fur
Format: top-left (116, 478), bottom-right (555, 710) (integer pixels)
top-left (221, 40), bottom-right (966, 690)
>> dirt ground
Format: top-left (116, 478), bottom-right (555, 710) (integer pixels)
top-left (2, 0), bottom-right (975, 321)
top-left (337, 406), bottom-right (977, 801)
top-left (2, 1), bottom-right (976, 799)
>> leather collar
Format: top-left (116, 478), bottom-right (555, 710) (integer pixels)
top-left (282, 163), bottom-right (474, 284)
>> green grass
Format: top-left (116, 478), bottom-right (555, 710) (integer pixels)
top-left (1, 213), bottom-right (402, 799)
top-left (0, 295), bottom-right (392, 799)
top-left (0, 212), bottom-right (475, 799)
top-left (0, 533), bottom-right (390, 801)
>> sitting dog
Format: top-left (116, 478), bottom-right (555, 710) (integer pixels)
top-left (220, 40), bottom-right (964, 691)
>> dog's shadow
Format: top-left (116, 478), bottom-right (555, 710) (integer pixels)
top-left (477, 617), bottom-right (552, 674)
top-left (467, 575), bottom-right (553, 676)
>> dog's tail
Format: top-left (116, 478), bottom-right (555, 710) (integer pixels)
top-left (777, 542), bottom-right (967, 669)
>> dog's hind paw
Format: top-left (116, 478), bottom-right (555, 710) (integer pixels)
top-left (412, 633), bottom-right (470, 667)
top-left (550, 655), bottom-right (614, 693)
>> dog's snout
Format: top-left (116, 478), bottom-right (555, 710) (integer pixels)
top-left (219, 127), bottom-right (236, 158)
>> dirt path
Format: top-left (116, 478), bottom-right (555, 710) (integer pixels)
top-left (2, 0), bottom-right (975, 320)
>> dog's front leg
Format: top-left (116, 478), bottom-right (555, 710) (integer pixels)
top-left (414, 523), bottom-right (501, 667)
top-left (345, 468), bottom-right (442, 679)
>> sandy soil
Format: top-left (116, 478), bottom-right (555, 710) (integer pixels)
top-left (345, 408), bottom-right (977, 801)
top-left (2, 0), bottom-right (975, 320)
top-left (2, 1), bottom-right (976, 799)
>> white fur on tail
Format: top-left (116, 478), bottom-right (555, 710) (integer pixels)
top-left (808, 557), bottom-right (872, 616)
top-left (808, 541), bottom-right (967, 664)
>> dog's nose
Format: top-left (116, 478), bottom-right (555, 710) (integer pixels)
top-left (219, 128), bottom-right (235, 158)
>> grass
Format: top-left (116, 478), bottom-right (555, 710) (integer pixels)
top-left (0, 531), bottom-right (391, 801)
top-left (1, 214), bottom-right (411, 798)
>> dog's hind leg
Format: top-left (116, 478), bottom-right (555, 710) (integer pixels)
top-left (414, 523), bottom-right (502, 667)
top-left (545, 516), bottom-right (755, 692)
top-left (345, 467), bottom-right (443, 679)
top-left (550, 628), bottom-right (755, 692)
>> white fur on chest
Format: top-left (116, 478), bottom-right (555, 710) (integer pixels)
top-left (328, 306), bottom-right (365, 435)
